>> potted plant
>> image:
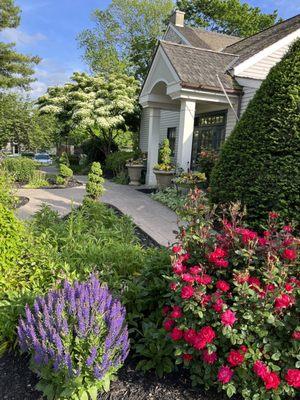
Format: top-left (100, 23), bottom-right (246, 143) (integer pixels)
top-left (153, 138), bottom-right (175, 190)
top-left (126, 149), bottom-right (145, 186)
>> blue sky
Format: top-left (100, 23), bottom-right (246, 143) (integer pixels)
top-left (0, 0), bottom-right (299, 98)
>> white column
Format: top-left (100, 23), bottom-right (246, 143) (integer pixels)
top-left (176, 100), bottom-right (196, 171)
top-left (146, 108), bottom-right (161, 185)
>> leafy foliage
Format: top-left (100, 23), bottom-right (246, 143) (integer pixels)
top-left (0, 170), bottom-right (16, 208)
top-left (194, 149), bottom-right (219, 187)
top-left (210, 39), bottom-right (300, 227)
top-left (18, 276), bottom-right (129, 400)
top-left (38, 72), bottom-right (139, 156)
top-left (177, 0), bottom-right (279, 37)
top-left (154, 139), bottom-right (174, 171)
top-left (163, 189), bottom-right (299, 399)
top-left (78, 0), bottom-right (174, 80)
top-left (0, 0), bottom-right (40, 89)
top-left (58, 163), bottom-right (73, 183)
top-left (2, 156), bottom-right (38, 183)
top-left (151, 187), bottom-right (186, 212)
top-left (86, 162), bottom-right (105, 200)
top-left (105, 151), bottom-right (133, 176)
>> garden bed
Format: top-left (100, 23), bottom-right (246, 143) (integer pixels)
top-left (21, 178), bottom-right (83, 190)
top-left (0, 352), bottom-right (236, 400)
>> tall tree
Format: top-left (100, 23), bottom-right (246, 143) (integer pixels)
top-left (37, 72), bottom-right (139, 155)
top-left (176, 0), bottom-right (279, 37)
top-left (0, 0), bottom-right (40, 89)
top-left (78, 0), bottom-right (174, 81)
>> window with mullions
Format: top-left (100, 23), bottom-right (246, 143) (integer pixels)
top-left (167, 127), bottom-right (176, 157)
top-left (191, 111), bottom-right (227, 169)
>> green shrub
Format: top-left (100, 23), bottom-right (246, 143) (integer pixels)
top-left (210, 39), bottom-right (300, 226)
top-left (86, 162), bottom-right (105, 199)
top-left (151, 187), bottom-right (186, 212)
top-left (24, 170), bottom-right (48, 188)
top-left (0, 204), bottom-right (69, 352)
top-left (105, 151), bottom-right (133, 176)
top-left (0, 170), bottom-right (16, 208)
top-left (195, 149), bottom-right (219, 186)
top-left (59, 151), bottom-right (70, 166)
top-left (55, 175), bottom-right (65, 185)
top-left (59, 163), bottom-right (73, 180)
top-left (2, 157), bottom-right (38, 183)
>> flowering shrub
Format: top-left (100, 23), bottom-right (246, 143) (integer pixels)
top-left (164, 189), bottom-right (300, 399)
top-left (18, 275), bottom-right (129, 399)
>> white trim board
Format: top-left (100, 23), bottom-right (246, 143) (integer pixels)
top-left (233, 28), bottom-right (300, 76)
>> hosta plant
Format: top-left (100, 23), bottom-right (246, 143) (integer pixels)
top-left (163, 189), bottom-right (299, 399)
top-left (18, 275), bottom-right (129, 400)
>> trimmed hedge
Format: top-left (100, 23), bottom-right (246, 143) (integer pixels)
top-left (210, 39), bottom-right (300, 226)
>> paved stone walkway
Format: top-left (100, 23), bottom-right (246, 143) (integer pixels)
top-left (16, 177), bottom-right (178, 247)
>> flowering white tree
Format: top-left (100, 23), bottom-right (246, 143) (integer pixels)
top-left (38, 72), bottom-right (139, 154)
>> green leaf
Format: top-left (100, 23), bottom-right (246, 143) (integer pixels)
top-left (226, 384), bottom-right (236, 398)
top-left (87, 386), bottom-right (98, 400)
top-left (79, 391), bottom-right (89, 400)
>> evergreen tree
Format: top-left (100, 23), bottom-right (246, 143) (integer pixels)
top-left (0, 0), bottom-right (40, 89)
top-left (210, 39), bottom-right (300, 226)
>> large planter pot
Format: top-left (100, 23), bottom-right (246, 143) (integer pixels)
top-left (126, 164), bottom-right (144, 186)
top-left (153, 170), bottom-right (175, 190)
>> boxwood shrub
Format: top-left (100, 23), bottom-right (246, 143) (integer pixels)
top-left (210, 39), bottom-right (300, 227)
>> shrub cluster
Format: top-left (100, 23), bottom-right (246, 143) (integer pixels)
top-left (86, 162), bottom-right (105, 200)
top-left (105, 151), bottom-right (133, 177)
top-left (210, 39), bottom-right (300, 226)
top-left (163, 189), bottom-right (299, 399)
top-left (0, 170), bottom-right (16, 208)
top-left (2, 157), bottom-right (38, 183)
top-left (56, 163), bottom-right (73, 185)
top-left (18, 275), bottom-right (129, 399)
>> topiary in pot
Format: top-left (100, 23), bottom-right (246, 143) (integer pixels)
top-left (86, 162), bottom-right (105, 200)
top-left (18, 275), bottom-right (129, 400)
top-left (153, 139), bottom-right (175, 190)
top-left (210, 39), bottom-right (300, 227)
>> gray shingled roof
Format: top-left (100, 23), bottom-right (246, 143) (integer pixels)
top-left (174, 25), bottom-right (241, 51)
top-left (161, 41), bottom-right (241, 93)
top-left (225, 14), bottom-right (300, 64)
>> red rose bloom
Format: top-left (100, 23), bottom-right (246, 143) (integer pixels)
top-left (292, 330), bottom-right (300, 340)
top-left (218, 365), bottom-right (233, 384)
top-left (181, 285), bottom-right (194, 299)
top-left (283, 225), bottom-right (293, 233)
top-left (241, 229), bottom-right (258, 244)
top-left (212, 298), bottom-right (224, 313)
top-left (192, 335), bottom-right (206, 350)
top-left (202, 349), bottom-right (217, 364)
top-left (275, 293), bottom-right (294, 309)
top-left (240, 345), bottom-right (248, 353)
top-left (162, 306), bottom-right (170, 316)
top-left (269, 212), bottom-right (279, 219)
top-left (172, 245), bottom-right (182, 254)
top-left (182, 353), bottom-right (193, 362)
top-left (189, 265), bottom-right (201, 275)
top-left (216, 280), bottom-right (230, 292)
top-left (215, 258), bottom-right (229, 268)
top-left (227, 349), bottom-right (244, 367)
top-left (163, 319), bottom-right (174, 331)
top-left (285, 369), bottom-right (300, 388)
top-left (208, 248), bottom-right (228, 268)
top-left (221, 310), bottom-right (237, 326)
top-left (195, 274), bottom-right (212, 285)
top-left (264, 371), bottom-right (281, 390)
top-left (170, 305), bottom-right (183, 319)
top-left (173, 262), bottom-right (186, 275)
top-left (181, 273), bottom-right (194, 283)
top-left (282, 248), bottom-right (297, 261)
top-left (253, 361), bottom-right (268, 379)
top-left (199, 326), bottom-right (216, 344)
top-left (170, 327), bottom-right (183, 341)
top-left (285, 283), bottom-right (293, 292)
top-left (183, 328), bottom-right (197, 345)
top-left (169, 282), bottom-right (177, 291)
top-left (248, 276), bottom-right (261, 288)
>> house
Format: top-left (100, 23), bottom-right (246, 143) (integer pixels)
top-left (139, 10), bottom-right (300, 185)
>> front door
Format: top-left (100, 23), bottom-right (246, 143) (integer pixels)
top-left (191, 111), bottom-right (227, 169)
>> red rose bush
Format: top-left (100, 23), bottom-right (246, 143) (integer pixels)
top-left (164, 189), bottom-right (300, 399)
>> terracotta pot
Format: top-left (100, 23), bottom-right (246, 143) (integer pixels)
top-left (153, 170), bottom-right (175, 190)
top-left (126, 164), bottom-right (143, 186)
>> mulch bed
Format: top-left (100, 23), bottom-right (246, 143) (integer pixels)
top-left (15, 196), bottom-right (29, 209)
top-left (0, 352), bottom-right (236, 400)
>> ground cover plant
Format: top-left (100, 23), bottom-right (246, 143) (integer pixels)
top-left (163, 188), bottom-right (300, 399)
top-left (18, 275), bottom-right (129, 400)
top-left (151, 187), bottom-right (186, 212)
top-left (210, 39), bottom-right (300, 227)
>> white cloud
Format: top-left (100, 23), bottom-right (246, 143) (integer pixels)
top-left (0, 28), bottom-right (46, 46)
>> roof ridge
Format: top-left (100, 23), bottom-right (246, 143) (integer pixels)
top-left (160, 39), bottom-right (239, 57)
top-left (225, 13), bottom-right (300, 50)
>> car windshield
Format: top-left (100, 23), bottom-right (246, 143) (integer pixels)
top-left (35, 154), bottom-right (50, 160)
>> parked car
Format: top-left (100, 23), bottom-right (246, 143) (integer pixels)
top-left (33, 153), bottom-right (52, 165)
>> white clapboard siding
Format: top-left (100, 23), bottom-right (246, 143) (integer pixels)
top-left (225, 105), bottom-right (239, 137)
top-left (240, 45), bottom-right (290, 80)
top-left (240, 86), bottom-right (258, 115)
top-left (139, 108), bottom-right (150, 153)
top-left (159, 110), bottom-right (180, 160)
